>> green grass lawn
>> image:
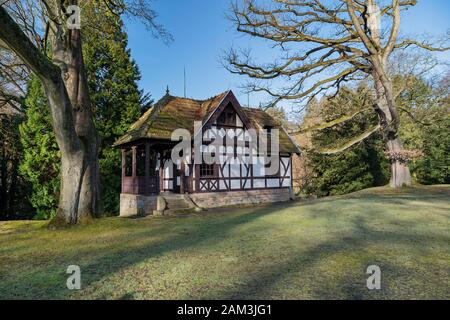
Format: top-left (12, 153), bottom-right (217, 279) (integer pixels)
top-left (1, 185), bottom-right (449, 300)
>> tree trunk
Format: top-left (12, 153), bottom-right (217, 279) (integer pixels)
top-left (77, 141), bottom-right (100, 219)
top-left (57, 28), bottom-right (100, 220)
top-left (57, 153), bottom-right (84, 224)
top-left (365, 3), bottom-right (412, 189)
top-left (386, 135), bottom-right (412, 188)
top-left (372, 65), bottom-right (412, 189)
top-left (41, 73), bottom-right (90, 225)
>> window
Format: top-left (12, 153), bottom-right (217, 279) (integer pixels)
top-left (217, 105), bottom-right (236, 126)
top-left (227, 112), bottom-right (235, 125)
top-left (218, 112), bottom-right (235, 125)
top-left (200, 164), bottom-right (215, 177)
top-left (264, 126), bottom-right (274, 156)
top-left (125, 149), bottom-right (133, 177)
top-left (148, 149), bottom-right (157, 176)
top-left (136, 145), bottom-right (146, 176)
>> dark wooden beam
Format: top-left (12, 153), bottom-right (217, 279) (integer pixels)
top-left (145, 142), bottom-right (150, 194)
top-left (121, 149), bottom-right (126, 193)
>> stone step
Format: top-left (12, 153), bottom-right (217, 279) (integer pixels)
top-left (160, 193), bottom-right (185, 200)
top-left (164, 197), bottom-right (192, 210)
top-left (166, 205), bottom-right (191, 210)
top-left (164, 208), bottom-right (198, 216)
top-left (153, 194), bottom-right (202, 216)
top-left (166, 199), bottom-right (189, 205)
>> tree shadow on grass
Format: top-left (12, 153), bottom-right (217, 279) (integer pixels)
top-left (211, 207), bottom-right (450, 300)
top-left (1, 202), bottom-right (294, 299)
top-left (1, 193), bottom-right (449, 300)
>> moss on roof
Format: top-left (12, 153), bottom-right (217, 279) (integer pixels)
top-left (241, 108), bottom-right (300, 154)
top-left (114, 91), bottom-right (300, 154)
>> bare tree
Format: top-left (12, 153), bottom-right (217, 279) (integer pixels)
top-left (0, 50), bottom-right (28, 113)
top-left (225, 0), bottom-right (448, 188)
top-left (0, 0), bottom-right (169, 224)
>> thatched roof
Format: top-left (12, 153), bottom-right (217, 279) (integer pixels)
top-left (114, 90), bottom-right (300, 154)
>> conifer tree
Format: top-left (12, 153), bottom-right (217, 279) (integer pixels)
top-left (19, 78), bottom-right (60, 219)
top-left (300, 86), bottom-right (389, 196)
top-left (84, 15), bottom-right (149, 214)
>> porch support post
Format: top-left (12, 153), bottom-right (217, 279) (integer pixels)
top-left (173, 162), bottom-right (177, 192)
top-left (250, 163), bottom-right (254, 189)
top-left (189, 164), bottom-right (193, 193)
top-left (131, 146), bottom-right (137, 177)
top-left (145, 143), bottom-right (150, 195)
top-left (145, 143), bottom-right (150, 177)
top-left (131, 146), bottom-right (137, 194)
top-left (159, 151), bottom-right (164, 192)
top-left (180, 161), bottom-right (185, 194)
top-left (121, 149), bottom-right (126, 193)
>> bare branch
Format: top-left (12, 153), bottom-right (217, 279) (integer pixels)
top-left (394, 40), bottom-right (450, 52)
top-left (315, 124), bottom-right (381, 154)
top-left (293, 107), bottom-right (371, 134)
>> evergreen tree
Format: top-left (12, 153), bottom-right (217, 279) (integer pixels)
top-left (0, 110), bottom-right (32, 219)
top-left (397, 75), bottom-right (450, 184)
top-left (307, 133), bottom-right (389, 197)
top-left (414, 118), bottom-right (450, 184)
top-left (84, 15), bottom-right (149, 214)
top-left (19, 78), bottom-right (60, 219)
top-left (300, 86), bottom-right (389, 196)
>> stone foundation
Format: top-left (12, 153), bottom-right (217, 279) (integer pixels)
top-left (189, 188), bottom-right (291, 208)
top-left (120, 189), bottom-right (291, 217)
top-left (120, 194), bottom-right (157, 217)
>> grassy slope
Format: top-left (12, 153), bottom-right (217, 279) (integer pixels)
top-left (0, 185), bottom-right (449, 300)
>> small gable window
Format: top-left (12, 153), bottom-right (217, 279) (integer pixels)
top-left (217, 104), bottom-right (236, 126)
top-left (218, 112), bottom-right (235, 126)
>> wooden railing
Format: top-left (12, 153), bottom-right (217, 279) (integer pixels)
top-left (122, 176), bottom-right (159, 195)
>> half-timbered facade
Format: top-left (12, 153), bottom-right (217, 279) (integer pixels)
top-left (114, 90), bottom-right (300, 216)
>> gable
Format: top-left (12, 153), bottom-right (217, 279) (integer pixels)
top-left (202, 90), bottom-right (252, 131)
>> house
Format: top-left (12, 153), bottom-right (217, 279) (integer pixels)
top-left (113, 89), bottom-right (300, 216)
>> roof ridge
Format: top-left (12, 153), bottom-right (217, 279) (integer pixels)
top-left (190, 90), bottom-right (231, 103)
top-left (241, 106), bottom-right (264, 110)
top-left (203, 90), bottom-right (230, 102)
top-left (163, 90), bottom-right (230, 103)
top-left (167, 95), bottom-right (204, 102)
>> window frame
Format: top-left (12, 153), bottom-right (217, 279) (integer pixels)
top-left (136, 145), bottom-right (146, 177)
top-left (125, 149), bottom-right (133, 177)
top-left (199, 163), bottom-right (216, 178)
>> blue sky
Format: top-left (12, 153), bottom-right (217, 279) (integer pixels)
top-left (124, 0), bottom-right (449, 118)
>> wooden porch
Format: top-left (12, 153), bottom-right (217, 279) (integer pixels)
top-left (120, 140), bottom-right (188, 195)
